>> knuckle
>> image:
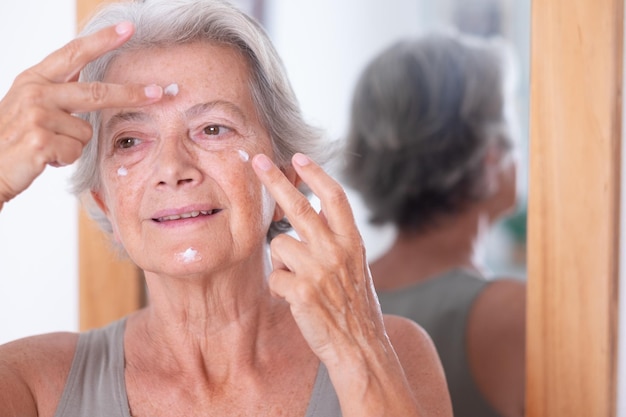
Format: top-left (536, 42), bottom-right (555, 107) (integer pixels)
top-left (325, 184), bottom-right (349, 207)
top-left (26, 128), bottom-right (49, 150)
top-left (60, 38), bottom-right (85, 66)
top-left (324, 247), bottom-right (345, 270)
top-left (291, 198), bottom-right (314, 218)
top-left (293, 281), bottom-right (317, 303)
top-left (89, 82), bottom-right (109, 103)
top-left (19, 84), bottom-right (46, 107)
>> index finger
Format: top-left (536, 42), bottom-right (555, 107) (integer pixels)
top-left (31, 21), bottom-right (135, 83)
top-left (252, 153), bottom-right (358, 240)
top-left (289, 153), bottom-right (359, 238)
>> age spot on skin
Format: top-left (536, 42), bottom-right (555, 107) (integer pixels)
top-left (178, 247), bottom-right (199, 263)
top-left (164, 83), bottom-right (179, 96)
top-left (117, 166), bottom-right (128, 177)
top-left (237, 149), bottom-right (249, 162)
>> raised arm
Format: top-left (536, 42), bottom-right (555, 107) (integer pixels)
top-left (0, 21), bottom-right (163, 212)
top-left (252, 152), bottom-right (453, 417)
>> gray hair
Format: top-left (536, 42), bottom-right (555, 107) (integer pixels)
top-left (71, 0), bottom-right (329, 240)
top-left (342, 30), bottom-right (519, 231)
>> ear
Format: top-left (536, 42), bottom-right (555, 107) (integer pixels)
top-left (482, 146), bottom-right (503, 196)
top-left (91, 189), bottom-right (110, 216)
top-left (90, 189), bottom-right (123, 243)
top-left (272, 164), bottom-right (302, 222)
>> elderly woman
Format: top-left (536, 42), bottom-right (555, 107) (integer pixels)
top-left (342, 32), bottom-right (526, 417)
top-left (0, 1), bottom-right (452, 416)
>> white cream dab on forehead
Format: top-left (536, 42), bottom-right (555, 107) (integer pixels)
top-left (117, 166), bottom-right (128, 176)
top-left (164, 83), bottom-right (179, 96)
top-left (179, 247), bottom-right (198, 263)
top-left (237, 149), bottom-right (249, 162)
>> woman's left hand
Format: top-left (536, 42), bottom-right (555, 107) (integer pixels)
top-left (252, 152), bottom-right (430, 417)
top-left (252, 152), bottom-right (385, 361)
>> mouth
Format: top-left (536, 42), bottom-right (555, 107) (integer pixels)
top-left (153, 209), bottom-right (221, 223)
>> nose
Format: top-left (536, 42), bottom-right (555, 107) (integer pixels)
top-left (152, 133), bottom-right (202, 189)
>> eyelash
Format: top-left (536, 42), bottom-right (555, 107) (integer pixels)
top-left (111, 123), bottom-right (234, 151)
top-left (202, 124), bottom-right (232, 137)
top-left (115, 137), bottom-right (141, 149)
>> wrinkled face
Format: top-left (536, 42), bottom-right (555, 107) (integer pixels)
top-left (93, 42), bottom-right (279, 277)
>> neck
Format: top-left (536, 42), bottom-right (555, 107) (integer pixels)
top-left (370, 206), bottom-right (492, 291)
top-left (127, 248), bottom-right (303, 381)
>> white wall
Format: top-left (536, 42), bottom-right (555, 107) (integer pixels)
top-left (0, 0), bottom-right (78, 344)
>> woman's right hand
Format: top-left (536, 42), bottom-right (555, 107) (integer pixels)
top-left (0, 21), bottom-right (163, 208)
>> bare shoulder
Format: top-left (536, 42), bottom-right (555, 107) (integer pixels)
top-left (383, 314), bottom-right (434, 358)
top-left (470, 278), bottom-right (526, 337)
top-left (467, 278), bottom-right (526, 416)
top-left (383, 314), bottom-right (453, 417)
top-left (0, 332), bottom-right (78, 417)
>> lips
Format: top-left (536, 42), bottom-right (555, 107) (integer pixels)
top-left (153, 209), bottom-right (221, 223)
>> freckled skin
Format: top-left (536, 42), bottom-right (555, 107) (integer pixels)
top-left (94, 42), bottom-right (278, 279)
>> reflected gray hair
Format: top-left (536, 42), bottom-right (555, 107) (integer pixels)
top-left (71, 0), bottom-right (328, 240)
top-left (342, 30), bottom-right (519, 231)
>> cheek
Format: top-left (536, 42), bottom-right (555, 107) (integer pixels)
top-left (99, 165), bottom-right (145, 224)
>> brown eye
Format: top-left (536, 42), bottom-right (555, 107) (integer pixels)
top-left (203, 125), bottom-right (220, 135)
top-left (116, 137), bottom-right (139, 149)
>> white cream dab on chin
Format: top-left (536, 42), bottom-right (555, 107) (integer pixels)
top-left (117, 166), bottom-right (128, 176)
top-left (237, 149), bottom-right (249, 162)
top-left (164, 83), bottom-right (179, 96)
top-left (179, 247), bottom-right (198, 263)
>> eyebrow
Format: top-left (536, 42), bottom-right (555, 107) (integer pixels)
top-left (184, 100), bottom-right (248, 123)
top-left (103, 111), bottom-right (151, 134)
top-left (103, 100), bottom-right (249, 133)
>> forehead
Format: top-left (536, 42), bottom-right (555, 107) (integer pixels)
top-left (102, 41), bottom-right (253, 105)
top-left (99, 41), bottom-right (260, 127)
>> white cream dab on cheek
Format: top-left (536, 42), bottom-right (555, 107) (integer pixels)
top-left (237, 149), bottom-right (249, 162)
top-left (117, 166), bottom-right (128, 176)
top-left (179, 247), bottom-right (198, 263)
top-left (164, 83), bottom-right (179, 96)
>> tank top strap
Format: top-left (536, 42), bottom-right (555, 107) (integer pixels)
top-left (53, 318), bottom-right (131, 417)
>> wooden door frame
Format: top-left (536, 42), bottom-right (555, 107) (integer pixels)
top-left (526, 0), bottom-right (621, 415)
top-left (76, 0), bottom-right (623, 414)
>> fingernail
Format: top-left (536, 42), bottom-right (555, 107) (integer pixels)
top-left (144, 84), bottom-right (163, 99)
top-left (254, 154), bottom-right (273, 171)
top-left (293, 153), bottom-right (310, 166)
top-left (115, 21), bottom-right (134, 36)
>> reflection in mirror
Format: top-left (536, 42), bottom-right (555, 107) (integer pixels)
top-left (264, 0), bottom-right (531, 277)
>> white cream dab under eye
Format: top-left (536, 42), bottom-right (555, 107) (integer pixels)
top-left (237, 149), bottom-right (249, 162)
top-left (164, 83), bottom-right (179, 96)
top-left (179, 247), bottom-right (198, 263)
top-left (117, 166), bottom-right (128, 176)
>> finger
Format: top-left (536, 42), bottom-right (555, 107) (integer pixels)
top-left (31, 134), bottom-right (84, 169)
top-left (252, 153), bottom-right (326, 242)
top-left (290, 153), bottom-right (359, 238)
top-left (269, 233), bottom-right (309, 275)
top-left (267, 269), bottom-right (294, 300)
top-left (40, 133), bottom-right (86, 167)
top-left (31, 108), bottom-right (93, 144)
top-left (48, 81), bottom-right (163, 113)
top-left (31, 22), bottom-right (136, 83)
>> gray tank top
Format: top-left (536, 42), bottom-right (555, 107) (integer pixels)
top-left (377, 269), bottom-right (502, 417)
top-left (53, 318), bottom-right (341, 417)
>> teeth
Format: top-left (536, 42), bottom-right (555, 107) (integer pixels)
top-left (156, 210), bottom-right (215, 222)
